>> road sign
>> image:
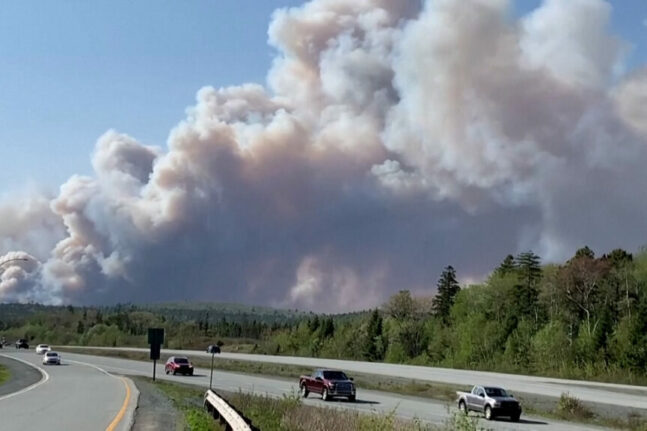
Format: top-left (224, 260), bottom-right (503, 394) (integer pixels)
top-left (148, 328), bottom-right (165, 381)
top-left (148, 328), bottom-right (164, 345)
top-left (150, 343), bottom-right (161, 360)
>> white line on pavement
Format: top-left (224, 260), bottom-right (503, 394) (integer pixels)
top-left (0, 353), bottom-right (50, 402)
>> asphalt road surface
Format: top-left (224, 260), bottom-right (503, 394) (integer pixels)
top-left (0, 350), bottom-right (136, 431)
top-left (78, 346), bottom-right (647, 410)
top-left (55, 349), bottom-right (609, 430)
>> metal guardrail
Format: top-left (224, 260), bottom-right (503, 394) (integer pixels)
top-left (203, 389), bottom-right (253, 431)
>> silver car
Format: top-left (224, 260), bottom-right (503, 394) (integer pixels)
top-left (42, 351), bottom-right (61, 365)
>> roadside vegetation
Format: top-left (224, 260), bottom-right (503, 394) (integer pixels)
top-left (146, 376), bottom-right (478, 431)
top-left (0, 364), bottom-right (9, 386)
top-left (146, 377), bottom-right (222, 431)
top-left (226, 391), bottom-right (473, 431)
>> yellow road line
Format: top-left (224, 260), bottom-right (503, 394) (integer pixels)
top-left (105, 377), bottom-right (131, 431)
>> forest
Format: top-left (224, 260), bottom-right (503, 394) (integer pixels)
top-left (1, 246), bottom-right (646, 384)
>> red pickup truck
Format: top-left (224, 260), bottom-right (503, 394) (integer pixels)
top-left (299, 369), bottom-right (356, 402)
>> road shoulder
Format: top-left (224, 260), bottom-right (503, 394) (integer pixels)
top-left (130, 376), bottom-right (184, 431)
top-left (0, 354), bottom-right (42, 397)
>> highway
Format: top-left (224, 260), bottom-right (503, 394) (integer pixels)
top-left (50, 349), bottom-right (608, 430)
top-left (0, 350), bottom-right (136, 431)
top-left (77, 346), bottom-right (647, 410)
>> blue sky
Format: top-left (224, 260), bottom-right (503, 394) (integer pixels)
top-left (0, 0), bottom-right (645, 195)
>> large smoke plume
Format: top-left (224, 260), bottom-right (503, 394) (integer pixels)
top-left (1, 0), bottom-right (646, 311)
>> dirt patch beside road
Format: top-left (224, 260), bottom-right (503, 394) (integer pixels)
top-left (130, 376), bottom-right (184, 431)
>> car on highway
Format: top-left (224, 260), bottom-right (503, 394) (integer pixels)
top-left (15, 339), bottom-right (29, 349)
top-left (42, 351), bottom-right (61, 365)
top-left (457, 385), bottom-right (521, 421)
top-left (165, 356), bottom-right (194, 376)
top-left (35, 344), bottom-right (51, 354)
top-left (299, 369), bottom-right (356, 402)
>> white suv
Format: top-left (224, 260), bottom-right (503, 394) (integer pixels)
top-left (35, 344), bottom-right (51, 355)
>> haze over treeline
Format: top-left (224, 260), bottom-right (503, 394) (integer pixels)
top-left (1, 0), bottom-right (647, 311)
top-left (3, 245), bottom-right (647, 384)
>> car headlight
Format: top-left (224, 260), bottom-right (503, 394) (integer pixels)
top-left (493, 401), bottom-right (501, 407)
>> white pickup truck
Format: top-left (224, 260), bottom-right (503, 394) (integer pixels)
top-left (457, 385), bottom-right (522, 421)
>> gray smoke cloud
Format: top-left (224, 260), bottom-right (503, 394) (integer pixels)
top-left (1, 0), bottom-right (646, 311)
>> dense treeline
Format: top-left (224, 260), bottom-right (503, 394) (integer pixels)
top-left (2, 246), bottom-right (647, 384)
top-left (0, 302), bottom-right (314, 349)
top-left (259, 247), bottom-right (647, 383)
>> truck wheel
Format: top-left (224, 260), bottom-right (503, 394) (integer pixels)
top-left (484, 405), bottom-right (494, 420)
top-left (348, 395), bottom-right (356, 402)
top-left (322, 388), bottom-right (330, 401)
top-left (511, 413), bottom-right (520, 422)
top-left (165, 369), bottom-right (170, 375)
top-left (458, 401), bottom-right (468, 415)
top-left (300, 384), bottom-right (309, 398)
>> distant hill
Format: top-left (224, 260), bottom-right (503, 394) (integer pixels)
top-left (131, 301), bottom-right (312, 324)
top-left (0, 301), bottom-right (367, 328)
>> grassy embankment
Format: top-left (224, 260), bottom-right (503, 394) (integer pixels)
top-left (0, 364), bottom-right (9, 386)
top-left (147, 376), bottom-right (223, 431)
top-left (140, 376), bottom-right (476, 431)
top-left (58, 347), bottom-right (647, 430)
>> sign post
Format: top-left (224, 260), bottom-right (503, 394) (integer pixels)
top-left (148, 328), bottom-right (164, 382)
top-left (207, 344), bottom-right (219, 390)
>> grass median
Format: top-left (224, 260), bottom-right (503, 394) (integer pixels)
top-left (58, 347), bottom-right (647, 430)
top-left (0, 364), bottom-right (9, 387)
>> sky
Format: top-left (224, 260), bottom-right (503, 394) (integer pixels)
top-left (1, 0), bottom-right (644, 192)
top-left (0, 0), bottom-right (646, 311)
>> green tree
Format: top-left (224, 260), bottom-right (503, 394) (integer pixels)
top-left (513, 251), bottom-right (542, 320)
top-left (362, 309), bottom-right (384, 361)
top-left (320, 318), bottom-right (335, 338)
top-left (574, 246), bottom-right (595, 260)
top-left (384, 290), bottom-right (415, 321)
top-left (495, 255), bottom-right (516, 276)
top-left (432, 266), bottom-right (460, 324)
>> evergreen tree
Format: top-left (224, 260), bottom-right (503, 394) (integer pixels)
top-left (495, 255), bottom-right (516, 276)
top-left (363, 309), bottom-right (384, 361)
top-left (432, 266), bottom-right (460, 324)
top-left (308, 316), bottom-right (320, 333)
top-left (513, 251), bottom-right (542, 320)
top-left (321, 318), bottom-right (335, 338)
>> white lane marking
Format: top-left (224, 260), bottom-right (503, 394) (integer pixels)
top-left (0, 353), bottom-right (50, 402)
top-left (66, 359), bottom-right (116, 377)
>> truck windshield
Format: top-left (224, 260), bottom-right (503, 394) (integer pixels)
top-left (484, 387), bottom-right (508, 397)
top-left (323, 371), bottom-right (348, 380)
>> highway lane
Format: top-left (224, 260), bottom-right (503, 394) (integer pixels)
top-left (58, 350), bottom-right (605, 431)
top-left (0, 350), bottom-right (136, 431)
top-left (76, 346), bottom-right (647, 410)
